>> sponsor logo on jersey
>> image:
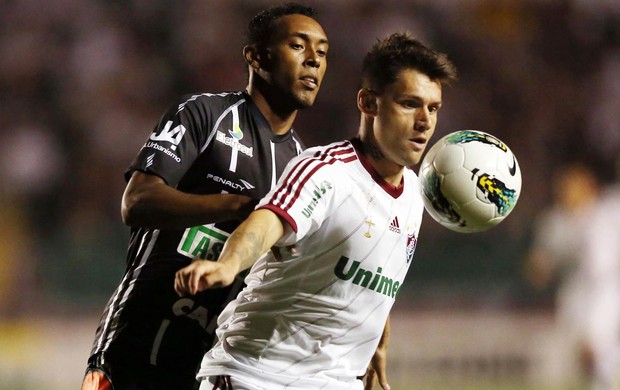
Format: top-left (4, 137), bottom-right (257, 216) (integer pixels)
top-left (206, 173), bottom-right (255, 192)
top-left (406, 232), bottom-right (417, 263)
top-left (144, 120), bottom-right (184, 162)
top-left (216, 131), bottom-right (253, 157)
top-left (334, 256), bottom-right (401, 298)
top-left (389, 216), bottom-right (401, 234)
top-left (228, 123), bottom-right (244, 141)
top-left (302, 180), bottom-right (333, 218)
top-left (144, 141), bottom-right (181, 163)
top-left (177, 224), bottom-right (230, 259)
top-left (150, 121), bottom-right (186, 151)
top-left (239, 179), bottom-right (255, 190)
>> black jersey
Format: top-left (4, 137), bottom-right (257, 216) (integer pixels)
top-left (89, 92), bottom-right (304, 374)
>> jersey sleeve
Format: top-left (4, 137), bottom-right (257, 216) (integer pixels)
top-left (125, 95), bottom-right (211, 187)
top-left (257, 150), bottom-right (344, 247)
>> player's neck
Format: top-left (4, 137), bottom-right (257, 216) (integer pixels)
top-left (368, 157), bottom-right (404, 188)
top-left (246, 85), bottom-right (298, 135)
top-left (352, 137), bottom-right (404, 188)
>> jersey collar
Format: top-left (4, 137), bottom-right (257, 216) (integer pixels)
top-left (349, 137), bottom-right (404, 198)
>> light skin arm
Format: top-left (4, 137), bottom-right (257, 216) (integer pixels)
top-left (363, 316), bottom-right (391, 390)
top-left (121, 171), bottom-right (257, 229)
top-left (174, 208), bottom-right (285, 295)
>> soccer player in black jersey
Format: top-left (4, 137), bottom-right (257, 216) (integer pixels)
top-left (82, 3), bottom-right (329, 390)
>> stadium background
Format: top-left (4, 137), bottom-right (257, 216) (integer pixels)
top-left (0, 0), bottom-right (618, 388)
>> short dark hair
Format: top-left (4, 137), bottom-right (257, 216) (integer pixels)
top-left (246, 3), bottom-right (317, 48)
top-left (361, 33), bottom-right (458, 92)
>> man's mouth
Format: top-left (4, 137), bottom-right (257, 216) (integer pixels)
top-left (410, 136), bottom-right (427, 150)
top-left (300, 75), bottom-right (318, 89)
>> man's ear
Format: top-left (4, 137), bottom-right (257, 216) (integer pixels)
top-left (244, 45), bottom-right (272, 72)
top-left (243, 45), bottom-right (261, 71)
top-left (357, 88), bottom-right (377, 115)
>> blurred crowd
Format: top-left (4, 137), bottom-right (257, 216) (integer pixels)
top-left (0, 0), bottom-right (618, 318)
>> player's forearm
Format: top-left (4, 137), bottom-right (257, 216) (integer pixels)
top-left (379, 316), bottom-right (390, 346)
top-left (218, 209), bottom-right (285, 273)
top-left (122, 172), bottom-right (254, 229)
top-left (123, 188), bottom-right (252, 228)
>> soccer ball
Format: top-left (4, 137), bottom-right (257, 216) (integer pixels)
top-left (418, 130), bottom-right (521, 233)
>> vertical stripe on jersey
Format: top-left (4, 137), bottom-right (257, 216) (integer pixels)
top-left (200, 99), bottom-right (246, 154)
top-left (228, 105), bottom-right (242, 172)
top-left (293, 136), bottom-right (303, 155)
top-left (270, 140), bottom-right (277, 189)
top-left (94, 229), bottom-right (160, 354)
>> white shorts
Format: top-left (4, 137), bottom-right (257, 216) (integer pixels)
top-left (201, 375), bottom-right (265, 390)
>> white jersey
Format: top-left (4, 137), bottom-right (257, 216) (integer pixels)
top-left (197, 140), bottom-right (425, 389)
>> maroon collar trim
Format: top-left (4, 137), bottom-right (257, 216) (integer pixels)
top-left (349, 138), bottom-right (404, 199)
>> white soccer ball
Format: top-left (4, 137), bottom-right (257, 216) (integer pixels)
top-left (418, 130), bottom-right (522, 233)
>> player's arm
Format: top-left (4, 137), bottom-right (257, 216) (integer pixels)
top-left (364, 316), bottom-right (391, 390)
top-left (122, 171), bottom-right (257, 229)
top-left (174, 208), bottom-right (284, 295)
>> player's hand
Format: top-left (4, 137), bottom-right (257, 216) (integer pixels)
top-left (363, 345), bottom-right (390, 390)
top-left (361, 317), bottom-right (391, 390)
top-left (174, 260), bottom-right (237, 296)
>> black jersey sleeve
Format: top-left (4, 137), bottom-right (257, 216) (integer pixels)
top-left (126, 95), bottom-right (211, 187)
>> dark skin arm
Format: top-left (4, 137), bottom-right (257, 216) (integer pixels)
top-left (121, 171), bottom-right (257, 229)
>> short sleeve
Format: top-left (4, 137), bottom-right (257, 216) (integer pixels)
top-left (126, 96), bottom-right (208, 187)
top-left (257, 152), bottom-right (344, 247)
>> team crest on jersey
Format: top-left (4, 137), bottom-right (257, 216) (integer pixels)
top-left (406, 232), bottom-right (417, 263)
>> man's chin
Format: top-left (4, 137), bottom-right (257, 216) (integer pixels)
top-left (294, 92), bottom-right (318, 109)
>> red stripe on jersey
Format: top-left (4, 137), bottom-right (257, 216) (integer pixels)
top-left (276, 143), bottom-right (357, 213)
top-left (274, 141), bottom-right (353, 207)
top-left (258, 204), bottom-right (298, 233)
top-left (269, 141), bottom-right (354, 209)
top-left (281, 146), bottom-right (357, 211)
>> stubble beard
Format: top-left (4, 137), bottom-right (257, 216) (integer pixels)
top-left (293, 90), bottom-right (316, 110)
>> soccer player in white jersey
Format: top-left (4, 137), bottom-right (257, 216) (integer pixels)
top-left (175, 33), bottom-right (458, 390)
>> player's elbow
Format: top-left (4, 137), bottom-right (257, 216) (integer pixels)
top-left (122, 171), bottom-right (166, 227)
top-left (121, 189), bottom-right (148, 227)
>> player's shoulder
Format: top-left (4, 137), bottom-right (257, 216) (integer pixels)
top-left (175, 91), bottom-right (246, 113)
top-left (282, 140), bottom-right (358, 184)
top-left (300, 140), bottom-right (357, 163)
